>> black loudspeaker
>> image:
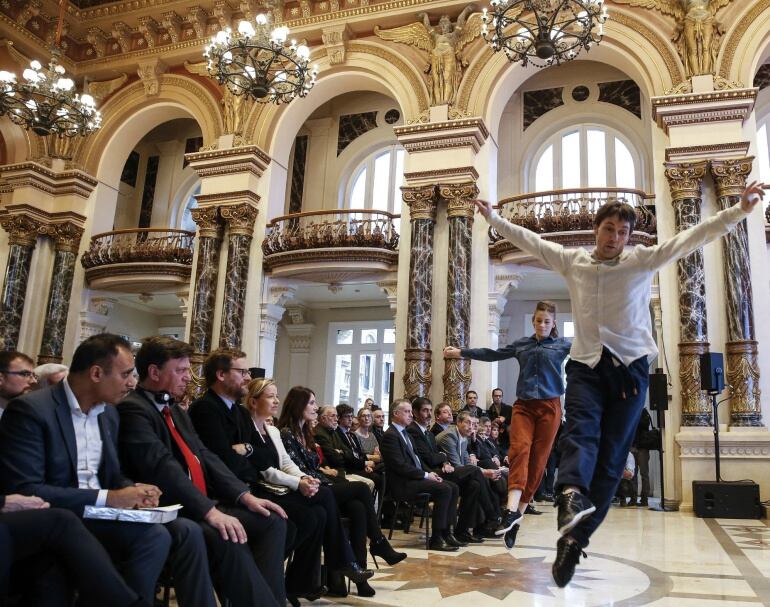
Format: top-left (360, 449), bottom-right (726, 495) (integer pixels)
top-left (649, 369), bottom-right (668, 411)
top-left (249, 367), bottom-right (266, 380)
top-left (693, 481), bottom-right (761, 519)
top-left (700, 352), bottom-right (725, 394)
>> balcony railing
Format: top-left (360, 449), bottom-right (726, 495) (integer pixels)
top-left (81, 228), bottom-right (195, 292)
top-left (262, 209), bottom-right (399, 281)
top-left (490, 188), bottom-right (656, 258)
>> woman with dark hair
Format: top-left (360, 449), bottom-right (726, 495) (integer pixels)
top-left (278, 386), bottom-right (406, 596)
top-left (445, 300), bottom-right (571, 549)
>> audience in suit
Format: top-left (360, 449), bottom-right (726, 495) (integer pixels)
top-left (0, 351), bottom-right (37, 417)
top-left (117, 336), bottom-right (289, 607)
top-left (459, 390), bottom-right (482, 419)
top-left (0, 335), bottom-right (171, 605)
top-left (336, 403), bottom-right (382, 485)
top-left (471, 417), bottom-right (509, 504)
top-left (430, 402), bottom-right (453, 437)
top-left (488, 388), bottom-right (513, 452)
top-left (371, 409), bottom-right (385, 445)
top-left (315, 406), bottom-right (378, 490)
top-left (380, 399), bottom-right (463, 552)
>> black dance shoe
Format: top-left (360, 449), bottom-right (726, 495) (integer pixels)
top-left (555, 491), bottom-right (595, 536)
top-left (552, 536), bottom-right (587, 588)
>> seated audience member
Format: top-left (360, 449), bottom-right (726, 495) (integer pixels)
top-left (459, 390), bottom-right (482, 418)
top-left (472, 416), bottom-right (509, 505)
top-left (355, 408), bottom-right (382, 462)
top-left (408, 397), bottom-right (500, 542)
top-left (278, 386), bottom-right (405, 596)
top-left (0, 335), bottom-right (171, 606)
top-left (380, 399), bottom-right (462, 552)
top-left (488, 388), bottom-right (513, 452)
top-left (371, 408), bottom-right (385, 444)
top-left (117, 336), bottom-right (289, 607)
top-left (0, 351), bottom-right (37, 416)
top-left (430, 402), bottom-right (453, 437)
top-left (33, 363), bottom-right (68, 389)
top-left (364, 397), bottom-right (376, 410)
top-left (187, 350), bottom-right (371, 600)
top-left (489, 421), bottom-right (509, 463)
top-left (0, 493), bottom-right (152, 607)
top-left (350, 416), bottom-right (361, 432)
top-left (337, 403), bottom-right (382, 484)
top-left (315, 405), bottom-right (377, 490)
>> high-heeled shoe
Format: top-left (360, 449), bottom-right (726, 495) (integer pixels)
top-left (336, 561), bottom-right (374, 584)
top-left (287, 585), bottom-right (327, 606)
top-left (370, 536), bottom-right (407, 568)
top-left (326, 571), bottom-right (348, 598)
top-left (356, 580), bottom-right (376, 597)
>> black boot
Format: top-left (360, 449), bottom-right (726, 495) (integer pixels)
top-left (356, 580), bottom-right (376, 597)
top-left (326, 570), bottom-right (348, 598)
top-left (370, 536), bottom-right (407, 567)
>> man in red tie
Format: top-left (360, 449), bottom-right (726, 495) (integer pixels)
top-left (118, 336), bottom-right (289, 607)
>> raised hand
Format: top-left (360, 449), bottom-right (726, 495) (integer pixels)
top-left (443, 346), bottom-right (462, 359)
top-left (473, 199), bottom-right (494, 219)
top-left (740, 180), bottom-right (769, 213)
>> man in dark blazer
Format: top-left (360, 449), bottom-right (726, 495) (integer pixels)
top-left (459, 390), bottom-right (482, 418)
top-left (118, 336), bottom-right (289, 607)
top-left (315, 406), bottom-right (378, 489)
top-left (335, 403), bottom-right (382, 486)
top-left (430, 402), bottom-right (454, 437)
top-left (407, 397), bottom-right (500, 542)
top-left (380, 399), bottom-right (461, 551)
top-left (1, 493), bottom-right (151, 607)
top-left (488, 388), bottom-right (513, 452)
top-left (0, 334), bottom-right (171, 605)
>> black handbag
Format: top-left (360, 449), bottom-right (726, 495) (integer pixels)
top-left (638, 427), bottom-right (662, 451)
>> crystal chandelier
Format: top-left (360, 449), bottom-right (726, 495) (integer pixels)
top-left (482, 0), bottom-right (609, 68)
top-left (204, 14), bottom-right (317, 104)
top-left (0, 1), bottom-right (101, 137)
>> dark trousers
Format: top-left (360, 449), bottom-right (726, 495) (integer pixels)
top-left (83, 517), bottom-right (171, 604)
top-left (393, 478), bottom-right (457, 535)
top-left (557, 356), bottom-right (649, 548)
top-left (443, 465), bottom-right (495, 531)
top-left (199, 507), bottom-right (287, 607)
top-left (1, 508), bottom-right (145, 607)
top-left (165, 518), bottom-right (217, 607)
top-left (330, 480), bottom-right (380, 565)
top-left (632, 447), bottom-right (651, 499)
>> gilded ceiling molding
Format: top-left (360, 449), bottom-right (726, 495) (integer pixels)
top-left (76, 74), bottom-right (223, 176)
top-left (718, 0), bottom-right (770, 81)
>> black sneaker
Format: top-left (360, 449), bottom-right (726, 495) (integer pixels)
top-left (552, 536), bottom-right (586, 588)
top-left (494, 508), bottom-right (522, 536)
top-left (503, 524), bottom-right (519, 550)
top-left (525, 504), bottom-right (543, 515)
top-left (555, 491), bottom-right (596, 536)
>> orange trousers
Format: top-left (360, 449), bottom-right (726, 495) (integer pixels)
top-left (507, 397), bottom-right (562, 503)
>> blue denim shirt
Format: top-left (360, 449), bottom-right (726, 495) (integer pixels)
top-left (462, 335), bottom-right (571, 400)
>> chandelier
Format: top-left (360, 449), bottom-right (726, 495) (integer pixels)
top-left (482, 0), bottom-right (609, 68)
top-left (205, 14), bottom-right (317, 104)
top-left (0, 0), bottom-right (101, 137)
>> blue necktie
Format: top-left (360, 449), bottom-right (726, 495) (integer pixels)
top-left (401, 430), bottom-right (422, 470)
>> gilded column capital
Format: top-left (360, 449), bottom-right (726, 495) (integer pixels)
top-left (220, 203), bottom-right (258, 236)
top-left (190, 206), bottom-right (223, 239)
top-left (440, 182), bottom-right (479, 219)
top-left (0, 214), bottom-right (44, 247)
top-left (664, 161), bottom-right (708, 202)
top-left (49, 222), bottom-right (84, 253)
top-left (710, 157), bottom-right (754, 198)
top-left (402, 185), bottom-right (437, 221)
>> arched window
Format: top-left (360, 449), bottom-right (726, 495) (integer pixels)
top-left (345, 145), bottom-right (405, 214)
top-left (529, 125), bottom-right (640, 191)
top-left (180, 187), bottom-right (199, 232)
top-left (757, 117), bottom-right (770, 189)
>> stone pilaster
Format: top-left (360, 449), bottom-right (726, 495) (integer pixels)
top-left (189, 206), bottom-right (224, 362)
top-left (38, 221), bottom-right (84, 364)
top-left (710, 158), bottom-right (762, 427)
top-left (402, 185), bottom-right (437, 400)
top-left (0, 214), bottom-right (43, 350)
top-left (440, 181), bottom-right (478, 410)
top-left (664, 161), bottom-right (711, 426)
top-left (218, 202), bottom-right (259, 349)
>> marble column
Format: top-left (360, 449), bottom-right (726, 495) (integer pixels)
top-left (664, 161), bottom-right (711, 426)
top-left (0, 214), bottom-right (43, 350)
top-left (710, 158), bottom-right (763, 427)
top-left (219, 203), bottom-right (258, 349)
top-left (402, 185), bottom-right (437, 400)
top-left (441, 182), bottom-right (478, 410)
top-left (189, 207), bottom-right (224, 361)
top-left (38, 222), bottom-right (84, 364)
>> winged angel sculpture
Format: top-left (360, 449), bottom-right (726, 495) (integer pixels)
top-left (375, 5), bottom-right (483, 106)
top-left (614, 0), bottom-right (735, 78)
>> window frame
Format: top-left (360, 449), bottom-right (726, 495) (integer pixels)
top-left (343, 144), bottom-right (405, 213)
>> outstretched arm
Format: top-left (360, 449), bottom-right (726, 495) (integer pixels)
top-left (474, 199), bottom-right (572, 273)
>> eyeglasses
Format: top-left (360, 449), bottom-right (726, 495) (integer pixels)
top-left (0, 369), bottom-right (37, 379)
top-left (230, 367), bottom-right (251, 377)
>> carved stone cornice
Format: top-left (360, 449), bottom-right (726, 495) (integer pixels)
top-left (665, 141), bottom-right (751, 163)
top-left (710, 157), bottom-right (754, 199)
top-left (190, 206), bottom-right (223, 239)
top-left (664, 161), bottom-right (708, 202)
top-left (440, 182), bottom-right (478, 219)
top-left (0, 204), bottom-right (86, 248)
top-left (404, 166), bottom-right (479, 185)
top-left (195, 190), bottom-right (261, 208)
top-left (220, 203), bottom-right (258, 236)
top-left (402, 185), bottom-right (437, 222)
top-left (137, 57), bottom-right (167, 96)
top-left (651, 89), bottom-right (757, 134)
top-left (48, 221), bottom-right (85, 253)
top-left (0, 162), bottom-right (97, 199)
top-left (185, 145), bottom-right (271, 179)
top-left (0, 213), bottom-right (43, 247)
top-left (395, 118), bottom-right (489, 154)
top-left (321, 22), bottom-right (351, 65)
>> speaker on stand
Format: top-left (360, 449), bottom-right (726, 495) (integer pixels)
top-left (648, 368), bottom-right (673, 512)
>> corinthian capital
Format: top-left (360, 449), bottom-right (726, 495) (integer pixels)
top-left (0, 214), bottom-right (44, 247)
top-left (190, 206), bottom-right (223, 238)
top-left (49, 221), bottom-right (84, 253)
top-left (220, 203), bottom-right (258, 236)
top-left (710, 157), bottom-right (754, 199)
top-left (664, 161), bottom-right (708, 202)
top-left (440, 182), bottom-right (479, 219)
top-left (402, 185), bottom-right (437, 222)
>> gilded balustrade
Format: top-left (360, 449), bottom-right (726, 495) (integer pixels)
top-left (82, 228), bottom-right (196, 268)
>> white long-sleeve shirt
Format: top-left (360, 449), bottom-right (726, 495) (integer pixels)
top-left (489, 204), bottom-right (749, 368)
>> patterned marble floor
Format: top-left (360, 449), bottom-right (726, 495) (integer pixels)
top-left (308, 500), bottom-right (770, 607)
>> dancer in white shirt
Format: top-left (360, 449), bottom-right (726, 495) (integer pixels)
top-left (473, 180), bottom-right (766, 587)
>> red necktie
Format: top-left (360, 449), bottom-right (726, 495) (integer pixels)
top-left (162, 406), bottom-right (207, 496)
